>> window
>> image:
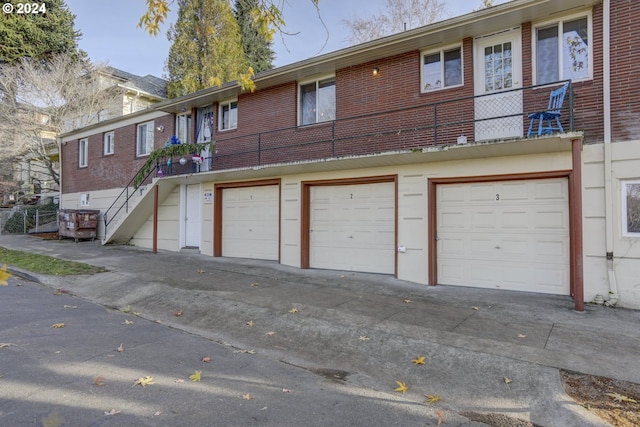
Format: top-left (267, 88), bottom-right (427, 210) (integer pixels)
top-left (299, 77), bottom-right (335, 125)
top-left (218, 100), bottom-right (237, 131)
top-left (136, 121), bottom-right (154, 157)
top-left (176, 113), bottom-right (192, 143)
top-left (104, 131), bottom-right (114, 155)
top-left (535, 14), bottom-right (591, 84)
top-left (79, 138), bottom-right (88, 168)
top-left (421, 46), bottom-right (462, 92)
top-left (622, 180), bottom-right (640, 237)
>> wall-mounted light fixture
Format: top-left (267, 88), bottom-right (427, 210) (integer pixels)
top-left (156, 125), bottom-right (165, 133)
top-left (372, 67), bottom-right (380, 76)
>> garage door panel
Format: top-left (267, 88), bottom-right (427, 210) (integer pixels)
top-left (222, 185), bottom-right (279, 261)
top-left (310, 182), bottom-right (395, 274)
top-left (438, 178), bottom-right (569, 294)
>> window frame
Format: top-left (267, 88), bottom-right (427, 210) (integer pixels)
top-left (622, 180), bottom-right (640, 237)
top-left (176, 113), bottom-right (192, 144)
top-left (79, 138), bottom-right (88, 168)
top-left (420, 44), bottom-right (464, 93)
top-left (136, 121), bottom-right (155, 157)
top-left (532, 11), bottom-right (593, 85)
top-left (103, 131), bottom-right (115, 156)
top-left (218, 99), bottom-right (238, 131)
top-left (297, 75), bottom-right (336, 126)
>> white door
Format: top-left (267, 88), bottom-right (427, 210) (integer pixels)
top-left (185, 184), bottom-right (201, 247)
top-left (474, 28), bottom-right (523, 141)
top-left (309, 182), bottom-right (395, 274)
top-left (437, 179), bottom-right (570, 294)
top-left (221, 185), bottom-right (279, 260)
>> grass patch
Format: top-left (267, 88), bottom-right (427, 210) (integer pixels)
top-left (0, 246), bottom-right (106, 275)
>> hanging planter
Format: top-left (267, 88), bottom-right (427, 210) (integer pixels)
top-left (133, 139), bottom-right (214, 189)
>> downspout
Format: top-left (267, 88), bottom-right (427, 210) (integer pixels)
top-left (602, 0), bottom-right (619, 306)
top-left (56, 137), bottom-right (62, 209)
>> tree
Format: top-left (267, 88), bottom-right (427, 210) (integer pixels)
top-left (0, 0), bottom-right (83, 64)
top-left (475, 0), bottom-right (495, 11)
top-left (235, 0), bottom-right (275, 74)
top-left (165, 0), bottom-right (250, 98)
top-left (343, 0), bottom-right (445, 45)
top-left (0, 55), bottom-right (121, 186)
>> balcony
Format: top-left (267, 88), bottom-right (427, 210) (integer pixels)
top-left (154, 80), bottom-right (574, 177)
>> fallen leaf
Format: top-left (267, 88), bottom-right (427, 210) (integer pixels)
top-left (282, 388), bottom-right (291, 393)
top-left (197, 269), bottom-right (206, 274)
top-left (233, 349), bottom-right (256, 354)
top-left (123, 319), bottom-right (134, 325)
top-left (436, 409), bottom-right (444, 426)
top-left (51, 323), bottom-right (65, 328)
top-left (0, 343), bottom-right (12, 349)
top-left (94, 376), bottom-right (106, 386)
top-left (288, 308), bottom-right (299, 313)
top-left (425, 394), bottom-right (441, 403)
top-left (412, 356), bottom-right (426, 365)
top-left (0, 264), bottom-right (12, 286)
top-left (606, 392), bottom-right (638, 403)
top-left (243, 393), bottom-right (253, 400)
top-left (133, 376), bottom-right (155, 387)
top-left (250, 282), bottom-right (259, 287)
top-left (153, 411), bottom-right (161, 416)
top-left (104, 409), bottom-right (121, 416)
top-left (63, 305), bottom-right (78, 309)
top-left (189, 370), bottom-right (201, 382)
top-left (504, 377), bottom-right (513, 384)
top-left (117, 343), bottom-right (124, 353)
top-left (395, 380), bottom-right (409, 394)
top-left (517, 333), bottom-right (527, 338)
top-left (120, 305), bottom-right (131, 313)
top-left (403, 299), bottom-right (414, 304)
top-left (471, 306), bottom-right (480, 310)
top-left (133, 312), bottom-right (142, 316)
top-left (154, 320), bottom-right (162, 324)
top-left (246, 320), bottom-right (255, 327)
top-left (201, 356), bottom-right (211, 363)
top-left (175, 379), bottom-right (184, 383)
top-left (359, 336), bottom-right (370, 341)
top-left (265, 331), bottom-right (275, 336)
top-left (174, 309), bottom-right (184, 317)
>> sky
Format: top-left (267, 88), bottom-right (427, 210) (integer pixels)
top-left (64, 0), bottom-right (508, 79)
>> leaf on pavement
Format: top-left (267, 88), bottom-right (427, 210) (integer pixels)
top-left (412, 356), bottom-right (426, 365)
top-left (94, 376), bottom-right (106, 386)
top-left (189, 370), bottom-right (202, 382)
top-left (288, 308), bottom-right (299, 313)
top-left (517, 333), bottom-right (527, 338)
top-left (117, 343), bottom-right (124, 353)
top-left (63, 305), bottom-right (78, 309)
top-left (394, 380), bottom-right (409, 394)
top-left (104, 409), bottom-right (121, 416)
top-left (201, 356), bottom-right (211, 363)
top-left (265, 331), bottom-right (275, 336)
top-left (503, 377), bottom-right (513, 385)
top-left (233, 349), bottom-right (256, 354)
top-left (243, 393), bottom-right (253, 400)
top-left (246, 320), bottom-right (255, 327)
top-left (0, 343), bottom-right (12, 349)
top-left (359, 336), bottom-right (370, 341)
top-left (51, 323), bottom-right (65, 328)
top-left (282, 388), bottom-right (291, 393)
top-left (174, 309), bottom-right (184, 317)
top-left (197, 269), bottom-right (206, 274)
top-left (120, 305), bottom-right (131, 313)
top-left (0, 264), bottom-right (12, 286)
top-left (436, 410), bottom-right (444, 426)
top-left (606, 392), bottom-right (638, 403)
top-left (133, 376), bottom-right (155, 387)
top-left (425, 394), bottom-right (440, 403)
top-left (123, 319), bottom-right (134, 325)
top-left (403, 299), bottom-right (414, 304)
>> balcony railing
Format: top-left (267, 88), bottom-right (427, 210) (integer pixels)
top-left (155, 80), bottom-right (573, 177)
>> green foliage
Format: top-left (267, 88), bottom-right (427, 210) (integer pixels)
top-left (133, 142), bottom-right (213, 189)
top-left (3, 201), bottom-right (58, 234)
top-left (0, 0), bottom-right (84, 64)
top-left (166, 0), bottom-right (251, 98)
top-left (0, 246), bottom-right (106, 275)
top-left (235, 0), bottom-right (275, 73)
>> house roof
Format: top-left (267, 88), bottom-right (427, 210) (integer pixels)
top-left (101, 66), bottom-right (168, 100)
top-left (154, 0), bottom-right (599, 113)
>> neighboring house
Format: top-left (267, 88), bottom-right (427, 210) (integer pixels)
top-left (5, 67), bottom-right (167, 205)
top-left (59, 0), bottom-right (640, 310)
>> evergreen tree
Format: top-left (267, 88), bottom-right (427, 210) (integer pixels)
top-left (0, 0), bottom-right (83, 64)
top-left (165, 0), bottom-right (249, 98)
top-left (235, 0), bottom-right (275, 73)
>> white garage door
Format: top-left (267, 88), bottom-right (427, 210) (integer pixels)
top-left (310, 182), bottom-right (395, 274)
top-left (437, 178), bottom-right (570, 294)
top-left (222, 185), bottom-right (279, 260)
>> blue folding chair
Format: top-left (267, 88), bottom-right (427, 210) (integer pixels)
top-left (527, 83), bottom-right (569, 137)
